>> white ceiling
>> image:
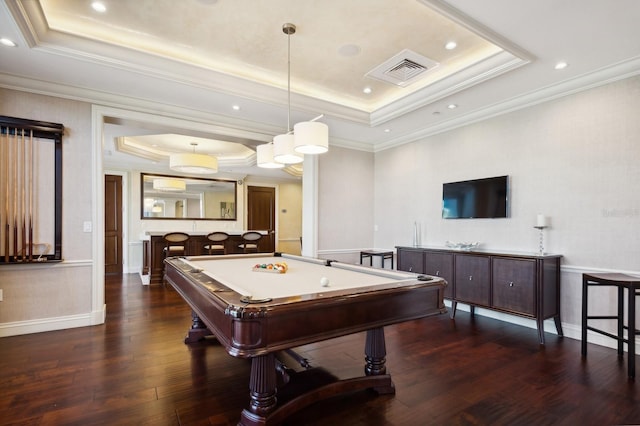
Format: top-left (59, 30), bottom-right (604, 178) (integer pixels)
top-left (1, 0), bottom-right (639, 180)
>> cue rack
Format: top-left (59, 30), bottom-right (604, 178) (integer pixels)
top-left (0, 115), bottom-right (64, 264)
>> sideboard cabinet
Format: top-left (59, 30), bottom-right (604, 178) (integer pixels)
top-left (397, 246), bottom-right (562, 345)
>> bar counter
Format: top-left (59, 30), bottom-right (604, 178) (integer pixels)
top-left (140, 231), bottom-right (272, 285)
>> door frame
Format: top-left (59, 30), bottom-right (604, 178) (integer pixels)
top-left (245, 182), bottom-right (278, 251)
top-left (104, 170), bottom-right (128, 274)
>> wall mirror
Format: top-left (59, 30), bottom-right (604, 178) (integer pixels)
top-left (141, 173), bottom-right (237, 220)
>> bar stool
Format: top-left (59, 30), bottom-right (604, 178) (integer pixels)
top-left (582, 272), bottom-right (640, 379)
top-left (204, 232), bottom-right (229, 255)
top-left (162, 232), bottom-right (190, 258)
top-left (161, 232), bottom-right (189, 283)
top-left (238, 231), bottom-right (262, 253)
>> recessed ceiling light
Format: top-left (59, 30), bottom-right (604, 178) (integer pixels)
top-left (338, 44), bottom-right (361, 57)
top-left (445, 41), bottom-right (457, 50)
top-left (384, 128), bottom-right (391, 133)
top-left (0, 38), bottom-right (17, 47)
top-left (447, 104), bottom-right (457, 109)
top-left (91, 2), bottom-right (106, 13)
top-left (555, 61), bottom-right (568, 70)
top-left (232, 105), bottom-right (240, 111)
top-left (363, 87), bottom-right (372, 94)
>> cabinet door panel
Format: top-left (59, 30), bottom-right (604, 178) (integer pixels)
top-left (454, 254), bottom-right (490, 305)
top-left (492, 258), bottom-right (536, 315)
top-left (425, 252), bottom-right (454, 298)
top-left (397, 249), bottom-right (424, 273)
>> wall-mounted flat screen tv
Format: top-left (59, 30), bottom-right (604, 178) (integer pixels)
top-left (442, 175), bottom-right (509, 219)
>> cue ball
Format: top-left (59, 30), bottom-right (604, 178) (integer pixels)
top-left (320, 277), bottom-right (330, 287)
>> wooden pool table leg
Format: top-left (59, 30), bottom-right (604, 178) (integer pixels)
top-left (184, 310), bottom-right (213, 343)
top-left (241, 353), bottom-right (278, 425)
top-left (365, 327), bottom-right (395, 394)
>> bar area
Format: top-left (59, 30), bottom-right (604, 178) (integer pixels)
top-left (140, 231), bottom-right (273, 285)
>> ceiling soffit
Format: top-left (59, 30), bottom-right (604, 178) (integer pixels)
top-left (8, 0), bottom-right (531, 126)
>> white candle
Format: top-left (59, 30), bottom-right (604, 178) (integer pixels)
top-left (536, 214), bottom-right (548, 227)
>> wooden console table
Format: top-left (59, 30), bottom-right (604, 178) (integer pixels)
top-left (396, 246), bottom-right (563, 345)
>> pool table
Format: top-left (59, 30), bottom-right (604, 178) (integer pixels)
top-left (164, 253), bottom-right (447, 426)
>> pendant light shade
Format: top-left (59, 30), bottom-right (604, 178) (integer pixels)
top-left (294, 121), bottom-right (329, 154)
top-left (170, 142), bottom-right (218, 174)
top-left (153, 178), bottom-right (186, 192)
top-left (256, 143), bottom-right (285, 169)
top-left (273, 134), bottom-right (303, 164)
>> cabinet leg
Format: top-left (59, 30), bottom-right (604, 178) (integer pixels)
top-left (450, 301), bottom-right (457, 319)
top-left (554, 315), bottom-right (564, 337)
top-left (537, 318), bottom-right (546, 345)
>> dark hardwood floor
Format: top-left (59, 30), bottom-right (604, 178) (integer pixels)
top-left (1, 273), bottom-right (638, 425)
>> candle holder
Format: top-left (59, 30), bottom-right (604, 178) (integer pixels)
top-left (533, 225), bottom-right (547, 255)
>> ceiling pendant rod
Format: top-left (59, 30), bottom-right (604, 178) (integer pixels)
top-left (285, 23), bottom-right (293, 133)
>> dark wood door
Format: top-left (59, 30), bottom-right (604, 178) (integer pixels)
top-left (104, 174), bottom-right (123, 275)
top-left (247, 186), bottom-right (275, 252)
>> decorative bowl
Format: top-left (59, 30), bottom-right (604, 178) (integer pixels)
top-left (445, 241), bottom-right (480, 251)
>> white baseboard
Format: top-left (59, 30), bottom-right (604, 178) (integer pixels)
top-left (0, 306), bottom-right (106, 338)
top-left (446, 300), bottom-right (640, 353)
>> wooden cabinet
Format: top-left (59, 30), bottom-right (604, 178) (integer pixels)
top-left (396, 247), bottom-right (424, 274)
top-left (424, 252), bottom-right (454, 299)
top-left (396, 246), bottom-right (562, 344)
top-left (492, 257), bottom-right (536, 315)
top-left (454, 254), bottom-right (490, 306)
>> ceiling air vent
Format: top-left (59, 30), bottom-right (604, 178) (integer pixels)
top-left (366, 49), bottom-right (439, 87)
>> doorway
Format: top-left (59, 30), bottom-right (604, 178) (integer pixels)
top-left (247, 185), bottom-right (276, 252)
top-left (104, 174), bottom-right (123, 275)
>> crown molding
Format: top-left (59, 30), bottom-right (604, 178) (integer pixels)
top-left (374, 55), bottom-right (640, 152)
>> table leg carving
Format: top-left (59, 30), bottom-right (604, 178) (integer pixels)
top-left (364, 327), bottom-right (395, 394)
top-left (365, 327), bottom-right (387, 376)
top-left (241, 353), bottom-right (278, 425)
top-left (184, 310), bottom-right (213, 343)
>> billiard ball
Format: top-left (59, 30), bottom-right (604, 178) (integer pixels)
top-left (320, 277), bottom-right (330, 287)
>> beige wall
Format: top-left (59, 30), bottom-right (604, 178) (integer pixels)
top-left (0, 88), bottom-right (94, 330)
top-left (372, 75), bottom-right (640, 348)
top-left (317, 145), bottom-right (375, 264)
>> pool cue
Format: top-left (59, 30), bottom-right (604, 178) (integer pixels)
top-left (3, 127), bottom-right (8, 262)
top-left (20, 128), bottom-right (26, 261)
top-left (28, 130), bottom-right (33, 262)
top-left (13, 128), bottom-right (19, 261)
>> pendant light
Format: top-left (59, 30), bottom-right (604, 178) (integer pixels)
top-left (257, 23), bottom-right (329, 168)
top-left (170, 142), bottom-right (218, 174)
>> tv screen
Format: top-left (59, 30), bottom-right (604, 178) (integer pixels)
top-left (442, 176), bottom-right (509, 219)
